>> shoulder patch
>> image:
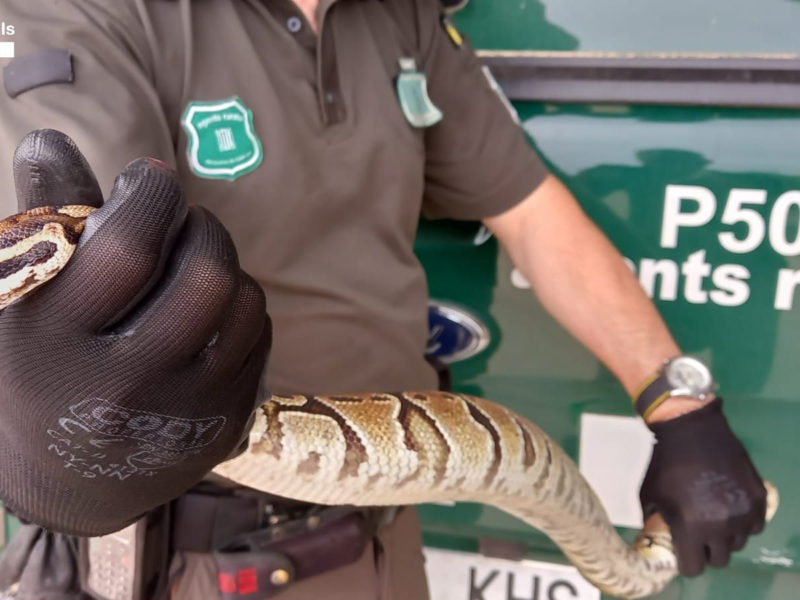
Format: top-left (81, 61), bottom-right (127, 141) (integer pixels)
top-left (181, 96), bottom-right (263, 181)
top-left (3, 49), bottom-right (73, 98)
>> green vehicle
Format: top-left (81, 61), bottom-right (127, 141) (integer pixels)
top-left (416, 1), bottom-right (800, 598)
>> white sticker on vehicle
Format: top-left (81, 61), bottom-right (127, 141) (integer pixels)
top-left (578, 413), bottom-right (654, 529)
top-left (423, 547), bottom-right (600, 600)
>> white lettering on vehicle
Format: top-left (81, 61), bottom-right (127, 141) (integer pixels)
top-left (657, 184), bottom-right (800, 309)
top-left (580, 184), bottom-right (800, 310)
top-left (515, 184), bottom-right (800, 310)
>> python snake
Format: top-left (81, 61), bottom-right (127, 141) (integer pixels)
top-left (0, 205), bottom-right (779, 599)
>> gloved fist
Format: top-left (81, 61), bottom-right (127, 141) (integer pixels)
top-left (640, 398), bottom-right (767, 576)
top-left (0, 130), bottom-right (271, 536)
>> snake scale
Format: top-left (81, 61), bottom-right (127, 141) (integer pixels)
top-left (0, 205), bottom-right (779, 599)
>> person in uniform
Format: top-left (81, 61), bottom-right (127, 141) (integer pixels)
top-left (0, 0), bottom-right (768, 598)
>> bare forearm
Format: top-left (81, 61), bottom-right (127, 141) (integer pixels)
top-left (485, 176), bottom-right (709, 421)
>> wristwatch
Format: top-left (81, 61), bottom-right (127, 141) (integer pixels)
top-left (633, 355), bottom-right (716, 419)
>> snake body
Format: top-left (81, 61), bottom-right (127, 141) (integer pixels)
top-left (0, 205), bottom-right (779, 599)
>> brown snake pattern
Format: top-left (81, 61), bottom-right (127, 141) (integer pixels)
top-left (215, 393), bottom-right (681, 598)
top-left (0, 205), bottom-right (92, 310)
top-left (0, 206), bottom-right (779, 598)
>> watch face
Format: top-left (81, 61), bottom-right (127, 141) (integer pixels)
top-left (665, 357), bottom-right (712, 392)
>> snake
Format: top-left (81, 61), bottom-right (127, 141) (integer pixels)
top-left (0, 205), bottom-right (779, 599)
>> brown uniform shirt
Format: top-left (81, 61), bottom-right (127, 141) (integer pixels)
top-left (0, 0), bottom-right (547, 395)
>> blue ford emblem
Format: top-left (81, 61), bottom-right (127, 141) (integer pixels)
top-left (426, 301), bottom-right (490, 363)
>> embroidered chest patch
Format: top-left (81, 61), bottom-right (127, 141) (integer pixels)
top-left (181, 96), bottom-right (263, 181)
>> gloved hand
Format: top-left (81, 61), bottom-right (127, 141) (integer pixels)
top-left (639, 398), bottom-right (767, 576)
top-left (0, 130), bottom-right (271, 537)
top-left (0, 524), bottom-right (88, 600)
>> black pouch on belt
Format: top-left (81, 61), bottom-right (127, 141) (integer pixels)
top-left (213, 508), bottom-right (369, 599)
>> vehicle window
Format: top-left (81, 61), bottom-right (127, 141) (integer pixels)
top-left (456, 0), bottom-right (800, 54)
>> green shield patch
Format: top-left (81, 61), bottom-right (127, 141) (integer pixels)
top-left (181, 96), bottom-right (263, 181)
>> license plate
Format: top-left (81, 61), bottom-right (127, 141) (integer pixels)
top-left (423, 547), bottom-right (600, 600)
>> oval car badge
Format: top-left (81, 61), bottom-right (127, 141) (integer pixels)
top-left (426, 300), bottom-right (491, 363)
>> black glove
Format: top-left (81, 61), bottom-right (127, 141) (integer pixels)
top-left (0, 524), bottom-right (87, 600)
top-left (639, 398), bottom-right (767, 576)
top-left (0, 130), bottom-right (271, 536)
